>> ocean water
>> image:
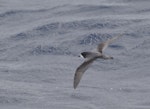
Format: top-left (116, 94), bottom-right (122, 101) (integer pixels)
top-left (0, 0), bottom-right (150, 109)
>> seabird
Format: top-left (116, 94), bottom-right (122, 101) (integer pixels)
top-left (73, 34), bottom-right (122, 89)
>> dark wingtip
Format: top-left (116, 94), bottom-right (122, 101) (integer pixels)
top-left (73, 86), bottom-right (77, 89)
top-left (73, 75), bottom-right (77, 89)
top-left (73, 82), bottom-right (77, 89)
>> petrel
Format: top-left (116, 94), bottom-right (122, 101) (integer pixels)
top-left (73, 34), bottom-right (122, 89)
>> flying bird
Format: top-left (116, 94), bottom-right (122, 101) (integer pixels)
top-left (73, 34), bottom-right (122, 89)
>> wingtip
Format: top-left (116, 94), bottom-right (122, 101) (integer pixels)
top-left (73, 86), bottom-right (77, 89)
top-left (73, 83), bottom-right (77, 89)
top-left (73, 78), bottom-right (79, 89)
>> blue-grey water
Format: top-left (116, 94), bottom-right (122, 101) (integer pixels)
top-left (0, 0), bottom-right (150, 109)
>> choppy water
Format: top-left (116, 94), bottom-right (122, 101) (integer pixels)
top-left (0, 0), bottom-right (150, 109)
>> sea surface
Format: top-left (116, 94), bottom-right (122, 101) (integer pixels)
top-left (0, 0), bottom-right (150, 109)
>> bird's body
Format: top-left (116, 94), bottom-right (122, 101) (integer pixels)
top-left (73, 34), bottom-right (122, 89)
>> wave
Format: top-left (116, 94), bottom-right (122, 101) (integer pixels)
top-left (53, 4), bottom-right (127, 16)
top-left (29, 45), bottom-right (71, 55)
top-left (78, 33), bottom-right (111, 45)
top-left (7, 20), bottom-right (118, 41)
top-left (0, 9), bottom-right (49, 19)
top-left (0, 95), bottom-right (26, 104)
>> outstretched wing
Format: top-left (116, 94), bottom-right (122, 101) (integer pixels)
top-left (73, 57), bottom-right (97, 89)
top-left (97, 34), bottom-right (123, 53)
